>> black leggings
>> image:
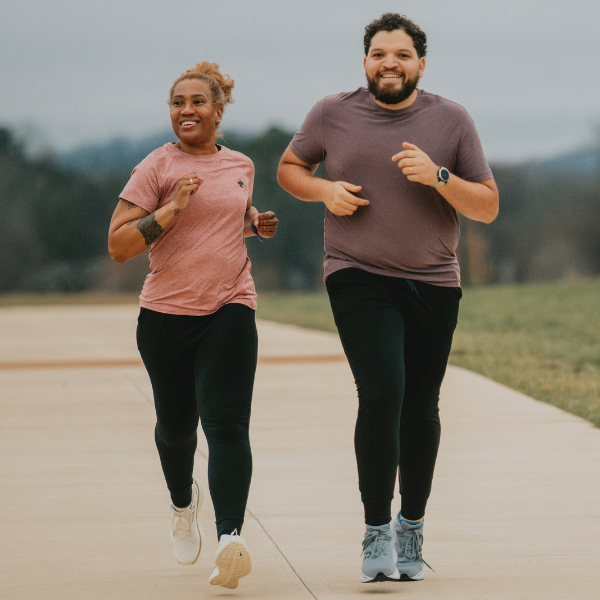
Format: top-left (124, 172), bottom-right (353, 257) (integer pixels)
top-left (326, 268), bottom-right (460, 524)
top-left (136, 303), bottom-right (257, 538)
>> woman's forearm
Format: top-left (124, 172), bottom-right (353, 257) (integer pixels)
top-left (108, 201), bottom-right (180, 263)
top-left (243, 206), bottom-right (259, 237)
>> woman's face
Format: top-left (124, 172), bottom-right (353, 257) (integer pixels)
top-left (170, 79), bottom-right (222, 148)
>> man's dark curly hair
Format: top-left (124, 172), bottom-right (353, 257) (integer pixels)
top-left (364, 13), bottom-right (427, 58)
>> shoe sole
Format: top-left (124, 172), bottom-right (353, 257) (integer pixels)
top-left (359, 568), bottom-right (400, 583)
top-left (210, 540), bottom-right (252, 589)
top-left (171, 477), bottom-right (205, 565)
top-left (399, 569), bottom-right (424, 581)
top-left (397, 562), bottom-right (424, 581)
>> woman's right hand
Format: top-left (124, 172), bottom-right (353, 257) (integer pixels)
top-left (171, 172), bottom-right (204, 213)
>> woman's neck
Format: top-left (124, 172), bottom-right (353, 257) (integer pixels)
top-left (175, 139), bottom-right (219, 155)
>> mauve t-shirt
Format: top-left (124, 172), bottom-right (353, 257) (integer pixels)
top-left (119, 143), bottom-right (257, 316)
top-left (289, 88), bottom-right (493, 287)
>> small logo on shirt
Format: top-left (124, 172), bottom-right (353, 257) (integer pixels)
top-left (237, 180), bottom-right (244, 188)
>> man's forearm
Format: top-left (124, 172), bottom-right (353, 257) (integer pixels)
top-left (277, 163), bottom-right (332, 203)
top-left (437, 176), bottom-right (499, 224)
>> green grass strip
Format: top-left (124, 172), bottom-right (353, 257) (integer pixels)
top-left (257, 281), bottom-right (600, 428)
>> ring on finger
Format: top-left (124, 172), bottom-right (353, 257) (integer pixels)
top-left (190, 178), bottom-right (194, 185)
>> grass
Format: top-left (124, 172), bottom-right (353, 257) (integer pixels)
top-left (256, 281), bottom-right (600, 428)
top-left (257, 293), bottom-right (338, 334)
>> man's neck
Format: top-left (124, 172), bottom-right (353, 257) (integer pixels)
top-left (371, 88), bottom-right (419, 111)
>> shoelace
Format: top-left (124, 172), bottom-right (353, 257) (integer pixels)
top-left (172, 512), bottom-right (192, 537)
top-left (362, 528), bottom-right (392, 559)
top-left (399, 527), bottom-right (434, 572)
top-left (171, 489), bottom-right (196, 536)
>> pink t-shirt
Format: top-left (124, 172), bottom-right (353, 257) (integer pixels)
top-left (119, 143), bottom-right (257, 316)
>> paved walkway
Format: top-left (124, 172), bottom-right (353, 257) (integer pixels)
top-left (1, 305), bottom-right (599, 599)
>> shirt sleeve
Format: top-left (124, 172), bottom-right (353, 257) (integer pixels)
top-left (247, 159), bottom-right (255, 201)
top-left (453, 113), bottom-right (493, 183)
top-left (119, 153), bottom-right (162, 213)
top-left (289, 99), bottom-right (326, 165)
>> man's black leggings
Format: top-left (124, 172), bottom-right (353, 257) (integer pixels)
top-left (136, 303), bottom-right (257, 539)
top-left (326, 268), bottom-right (461, 524)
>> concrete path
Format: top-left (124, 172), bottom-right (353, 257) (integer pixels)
top-left (1, 305), bottom-right (599, 599)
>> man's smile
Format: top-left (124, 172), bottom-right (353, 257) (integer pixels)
top-left (379, 72), bottom-right (403, 80)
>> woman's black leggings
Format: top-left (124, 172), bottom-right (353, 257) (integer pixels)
top-left (326, 268), bottom-right (461, 524)
top-left (136, 303), bottom-right (257, 539)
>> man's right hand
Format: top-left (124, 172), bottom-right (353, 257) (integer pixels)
top-left (277, 147), bottom-right (369, 215)
top-left (325, 181), bottom-right (370, 216)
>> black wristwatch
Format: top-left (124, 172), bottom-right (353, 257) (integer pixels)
top-left (432, 166), bottom-right (450, 188)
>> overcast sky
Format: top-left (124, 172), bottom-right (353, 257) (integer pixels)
top-left (2, 0), bottom-right (599, 161)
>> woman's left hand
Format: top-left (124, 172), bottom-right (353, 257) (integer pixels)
top-left (252, 211), bottom-right (278, 238)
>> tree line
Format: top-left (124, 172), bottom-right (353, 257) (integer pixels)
top-left (0, 126), bottom-right (598, 295)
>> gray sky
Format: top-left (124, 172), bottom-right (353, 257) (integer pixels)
top-left (2, 0), bottom-right (599, 161)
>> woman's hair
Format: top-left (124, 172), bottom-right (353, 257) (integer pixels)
top-left (168, 62), bottom-right (235, 112)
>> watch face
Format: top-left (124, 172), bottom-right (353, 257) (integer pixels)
top-left (440, 168), bottom-right (450, 182)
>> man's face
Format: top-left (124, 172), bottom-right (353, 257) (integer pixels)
top-left (364, 29), bottom-right (425, 106)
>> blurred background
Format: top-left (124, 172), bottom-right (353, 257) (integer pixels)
top-left (1, 0), bottom-right (599, 294)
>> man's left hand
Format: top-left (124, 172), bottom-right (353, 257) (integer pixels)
top-left (392, 142), bottom-right (439, 186)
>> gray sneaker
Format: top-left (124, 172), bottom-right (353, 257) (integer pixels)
top-left (392, 516), bottom-right (433, 581)
top-left (359, 524), bottom-right (400, 583)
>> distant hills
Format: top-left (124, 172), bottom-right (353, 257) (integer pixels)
top-left (58, 127), bottom-right (600, 178)
top-left (58, 129), bottom-right (257, 178)
top-left (533, 147), bottom-right (599, 176)
top-left (58, 130), bottom-right (175, 178)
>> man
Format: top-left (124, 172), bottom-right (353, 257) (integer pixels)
top-left (277, 13), bottom-right (498, 584)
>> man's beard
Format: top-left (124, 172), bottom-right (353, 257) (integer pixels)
top-left (367, 70), bottom-right (420, 105)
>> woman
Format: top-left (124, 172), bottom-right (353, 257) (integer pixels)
top-left (108, 62), bottom-right (278, 589)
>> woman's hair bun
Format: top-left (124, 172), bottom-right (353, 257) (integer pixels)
top-left (169, 62), bottom-right (235, 112)
top-left (186, 62), bottom-right (234, 105)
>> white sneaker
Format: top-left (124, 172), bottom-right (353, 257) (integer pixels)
top-left (209, 530), bottom-right (252, 589)
top-left (170, 477), bottom-right (205, 565)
